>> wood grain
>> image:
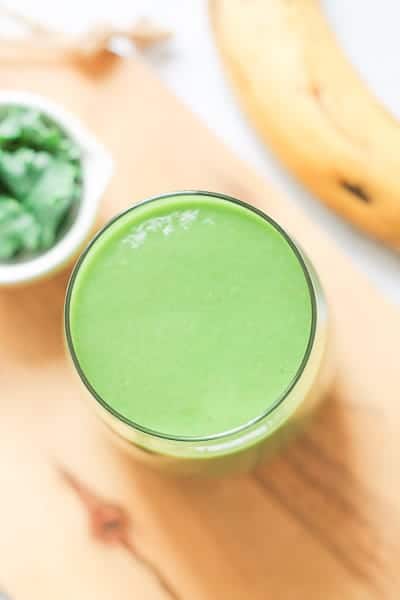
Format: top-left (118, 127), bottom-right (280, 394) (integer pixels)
top-left (0, 51), bottom-right (399, 599)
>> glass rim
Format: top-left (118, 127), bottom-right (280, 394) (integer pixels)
top-left (64, 190), bottom-right (318, 444)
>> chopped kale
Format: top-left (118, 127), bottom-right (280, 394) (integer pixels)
top-left (0, 196), bottom-right (41, 259)
top-left (0, 106), bottom-right (83, 260)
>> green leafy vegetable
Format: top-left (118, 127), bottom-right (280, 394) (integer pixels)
top-left (25, 161), bottom-right (78, 249)
top-left (0, 105), bottom-right (83, 261)
top-left (0, 149), bottom-right (52, 198)
top-left (0, 196), bottom-right (41, 259)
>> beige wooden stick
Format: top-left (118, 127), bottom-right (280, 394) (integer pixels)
top-left (0, 5), bottom-right (172, 60)
top-left (0, 2), bottom-right (50, 35)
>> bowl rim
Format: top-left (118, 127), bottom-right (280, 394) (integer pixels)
top-left (0, 91), bottom-right (113, 285)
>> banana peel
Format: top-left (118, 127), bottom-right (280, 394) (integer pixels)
top-left (210, 0), bottom-right (400, 248)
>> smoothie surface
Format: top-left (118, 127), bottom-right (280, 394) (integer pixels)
top-left (68, 193), bottom-right (314, 438)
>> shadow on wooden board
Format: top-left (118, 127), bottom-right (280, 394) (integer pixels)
top-left (114, 395), bottom-right (388, 600)
top-left (44, 389), bottom-right (391, 600)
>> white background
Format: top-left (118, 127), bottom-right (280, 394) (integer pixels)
top-left (5, 0), bottom-right (400, 303)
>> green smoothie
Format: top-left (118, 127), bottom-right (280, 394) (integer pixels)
top-left (67, 192), bottom-right (315, 442)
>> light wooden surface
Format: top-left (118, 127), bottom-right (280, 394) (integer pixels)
top-left (0, 52), bottom-right (399, 599)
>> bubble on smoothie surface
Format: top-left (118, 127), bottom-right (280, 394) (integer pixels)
top-left (122, 208), bottom-right (216, 249)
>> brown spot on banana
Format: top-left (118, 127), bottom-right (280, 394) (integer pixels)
top-left (340, 181), bottom-right (370, 203)
top-left (309, 83), bottom-right (368, 150)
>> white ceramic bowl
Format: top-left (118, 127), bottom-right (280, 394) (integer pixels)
top-left (0, 91), bottom-right (113, 286)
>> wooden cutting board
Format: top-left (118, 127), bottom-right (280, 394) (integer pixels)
top-left (0, 51), bottom-right (399, 600)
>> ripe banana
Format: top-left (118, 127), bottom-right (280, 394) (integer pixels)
top-left (210, 0), bottom-right (400, 248)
